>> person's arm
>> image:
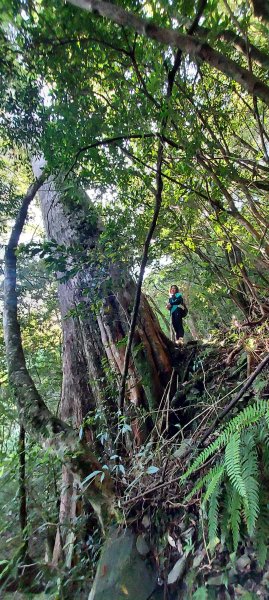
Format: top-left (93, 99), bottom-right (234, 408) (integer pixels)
top-left (166, 298), bottom-right (172, 310)
top-left (170, 293), bottom-right (183, 306)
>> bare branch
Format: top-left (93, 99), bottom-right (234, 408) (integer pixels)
top-left (118, 140), bottom-right (164, 410)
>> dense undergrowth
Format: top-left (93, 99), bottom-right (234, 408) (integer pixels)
top-left (1, 322), bottom-right (269, 599)
top-left (118, 322), bottom-right (269, 599)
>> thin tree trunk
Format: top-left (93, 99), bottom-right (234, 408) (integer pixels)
top-left (18, 425), bottom-right (27, 545)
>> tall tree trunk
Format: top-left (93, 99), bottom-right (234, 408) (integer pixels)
top-left (32, 157), bottom-right (173, 562)
top-left (32, 157), bottom-right (172, 418)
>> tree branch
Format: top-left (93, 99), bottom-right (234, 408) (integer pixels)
top-left (196, 26), bottom-right (269, 70)
top-left (118, 16), bottom-right (188, 409)
top-left (118, 141), bottom-right (164, 410)
top-left (67, 0), bottom-right (269, 106)
top-left (167, 0), bottom-right (207, 89)
top-left (66, 132), bottom-right (156, 176)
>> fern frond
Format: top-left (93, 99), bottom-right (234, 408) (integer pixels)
top-left (220, 481), bottom-right (233, 546)
top-left (186, 463), bottom-right (224, 502)
top-left (230, 488), bottom-right (242, 551)
top-left (181, 401), bottom-right (269, 553)
top-left (241, 431), bottom-right (259, 535)
top-left (261, 445), bottom-right (269, 471)
top-left (180, 401), bottom-right (268, 484)
top-left (208, 484), bottom-right (221, 550)
top-left (255, 423), bottom-right (267, 444)
top-left (264, 407), bottom-right (269, 430)
top-left (225, 432), bottom-right (247, 499)
top-left (203, 464), bottom-right (224, 504)
top-left (255, 493), bottom-right (269, 567)
top-left (256, 538), bottom-right (267, 568)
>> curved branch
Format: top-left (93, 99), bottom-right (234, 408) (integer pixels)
top-left (119, 141), bottom-right (164, 410)
top-left (66, 132), bottom-right (156, 176)
top-left (118, 23), bottom-right (185, 409)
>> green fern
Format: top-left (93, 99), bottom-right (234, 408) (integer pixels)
top-left (208, 483), bottom-right (221, 549)
top-left (255, 497), bottom-right (269, 567)
top-left (255, 483), bottom-right (269, 567)
top-left (261, 444), bottom-right (269, 471)
top-left (220, 481), bottom-right (233, 546)
top-left (186, 463), bottom-right (224, 502)
top-left (229, 488), bottom-right (242, 550)
top-left (264, 407), bottom-right (269, 429)
top-left (203, 463), bottom-right (224, 504)
top-left (241, 431), bottom-right (259, 535)
top-left (180, 401), bottom-right (268, 485)
top-left (193, 587), bottom-right (208, 600)
top-left (181, 400), bottom-right (269, 554)
top-left (225, 432), bottom-right (247, 499)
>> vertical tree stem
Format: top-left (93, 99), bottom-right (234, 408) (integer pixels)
top-left (18, 424), bottom-right (28, 544)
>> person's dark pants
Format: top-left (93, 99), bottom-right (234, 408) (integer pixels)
top-left (172, 309), bottom-right (184, 340)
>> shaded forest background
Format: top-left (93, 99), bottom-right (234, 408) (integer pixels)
top-left (1, 0), bottom-right (269, 597)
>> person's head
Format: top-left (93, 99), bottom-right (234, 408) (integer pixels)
top-left (170, 285), bottom-right (179, 294)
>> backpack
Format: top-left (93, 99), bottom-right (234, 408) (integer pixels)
top-left (181, 301), bottom-right (188, 318)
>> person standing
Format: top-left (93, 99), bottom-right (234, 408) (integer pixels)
top-left (166, 285), bottom-right (186, 345)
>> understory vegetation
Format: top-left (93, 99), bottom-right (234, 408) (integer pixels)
top-left (1, 0), bottom-right (269, 598)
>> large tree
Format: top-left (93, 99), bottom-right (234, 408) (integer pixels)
top-left (2, 0), bottom-right (269, 581)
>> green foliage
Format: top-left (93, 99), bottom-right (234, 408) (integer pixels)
top-left (193, 588), bottom-right (208, 600)
top-left (229, 488), bottom-right (242, 550)
top-left (1, 0), bottom-right (269, 593)
top-left (225, 432), bottom-right (247, 499)
top-left (183, 404), bottom-right (269, 558)
top-left (181, 401), bottom-right (269, 483)
top-left (207, 484), bottom-right (221, 549)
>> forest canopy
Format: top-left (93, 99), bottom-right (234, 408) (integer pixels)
top-left (1, 0), bottom-right (269, 597)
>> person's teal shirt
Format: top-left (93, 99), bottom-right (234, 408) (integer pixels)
top-left (169, 292), bottom-right (183, 314)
